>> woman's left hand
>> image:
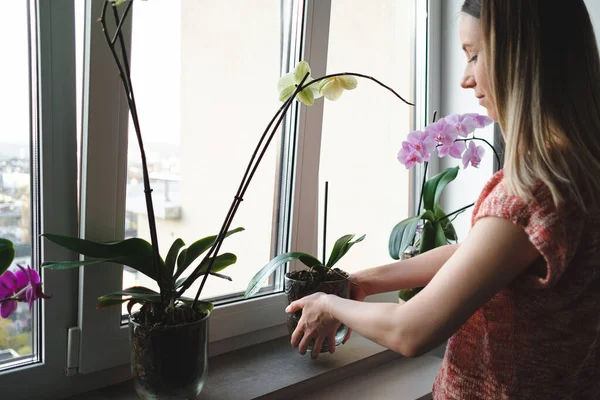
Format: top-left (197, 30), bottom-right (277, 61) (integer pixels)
top-left (285, 292), bottom-right (341, 358)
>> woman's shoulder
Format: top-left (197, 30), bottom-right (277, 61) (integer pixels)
top-left (471, 169), bottom-right (587, 289)
top-left (471, 169), bottom-right (557, 227)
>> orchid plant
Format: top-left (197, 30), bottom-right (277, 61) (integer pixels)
top-left (0, 238), bottom-right (51, 319)
top-left (389, 113), bottom-right (500, 300)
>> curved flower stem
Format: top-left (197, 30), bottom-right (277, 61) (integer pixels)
top-left (456, 137), bottom-right (501, 167)
top-left (110, 0), bottom-right (133, 45)
top-left (100, 1), bottom-right (162, 293)
top-left (300, 73), bottom-right (414, 106)
top-left (436, 202), bottom-right (475, 223)
top-left (416, 162), bottom-right (428, 214)
top-left (183, 73), bottom-right (313, 306)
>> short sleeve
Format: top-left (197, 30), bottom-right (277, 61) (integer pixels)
top-left (471, 170), bottom-right (575, 289)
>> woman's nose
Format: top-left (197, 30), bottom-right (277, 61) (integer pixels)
top-left (461, 70), bottom-right (476, 89)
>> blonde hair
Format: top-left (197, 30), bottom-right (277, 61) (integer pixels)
top-left (475, 0), bottom-right (600, 210)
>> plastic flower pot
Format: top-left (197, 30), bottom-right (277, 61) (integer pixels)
top-left (284, 271), bottom-right (349, 353)
top-left (129, 311), bottom-right (210, 399)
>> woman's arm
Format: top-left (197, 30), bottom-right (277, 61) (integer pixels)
top-left (352, 244), bottom-right (460, 296)
top-left (287, 216), bottom-right (540, 357)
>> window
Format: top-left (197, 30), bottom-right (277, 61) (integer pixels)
top-left (317, 0), bottom-right (414, 272)
top-left (122, 0), bottom-right (291, 303)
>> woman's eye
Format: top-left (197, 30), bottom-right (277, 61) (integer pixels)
top-left (468, 54), bottom-right (478, 63)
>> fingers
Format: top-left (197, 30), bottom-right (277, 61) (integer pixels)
top-left (291, 324), bottom-right (303, 348)
top-left (311, 335), bottom-right (325, 359)
top-left (327, 333), bottom-right (336, 354)
top-left (298, 329), bottom-right (314, 355)
top-left (285, 299), bottom-right (303, 314)
top-left (342, 327), bottom-right (352, 344)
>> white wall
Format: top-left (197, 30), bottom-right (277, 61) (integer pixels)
top-left (438, 0), bottom-right (495, 242)
top-left (438, 0), bottom-right (600, 241)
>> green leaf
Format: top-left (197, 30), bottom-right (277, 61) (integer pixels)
top-left (0, 238), bottom-right (15, 276)
top-left (176, 253), bottom-right (238, 289)
top-left (97, 286), bottom-right (161, 308)
top-left (174, 227), bottom-right (244, 281)
top-left (421, 210), bottom-right (435, 222)
top-left (419, 222), bottom-right (436, 254)
top-left (443, 222), bottom-right (457, 241)
top-left (433, 222), bottom-right (448, 248)
top-left (434, 205), bottom-right (457, 241)
top-left (165, 238), bottom-right (185, 279)
top-left (42, 234), bottom-right (166, 283)
top-left (388, 216), bottom-right (420, 260)
top-left (325, 234), bottom-right (366, 268)
top-left (244, 252), bottom-right (323, 298)
top-left (42, 258), bottom-right (115, 269)
top-left (97, 297), bottom-right (130, 309)
top-left (179, 297), bottom-right (214, 314)
top-left (422, 167), bottom-right (459, 211)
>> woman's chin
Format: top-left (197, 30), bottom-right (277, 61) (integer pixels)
top-left (483, 107), bottom-right (498, 122)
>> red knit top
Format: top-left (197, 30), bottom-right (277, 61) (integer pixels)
top-left (432, 170), bottom-right (600, 399)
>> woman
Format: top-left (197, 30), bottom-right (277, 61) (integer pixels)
top-left (285, 0), bottom-right (600, 398)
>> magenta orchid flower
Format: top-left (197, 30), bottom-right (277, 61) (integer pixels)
top-left (0, 265), bottom-right (50, 318)
top-left (444, 114), bottom-right (478, 138)
top-left (462, 141), bottom-right (485, 168)
top-left (397, 142), bottom-right (424, 169)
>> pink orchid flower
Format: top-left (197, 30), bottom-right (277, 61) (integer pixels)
top-left (463, 113), bottom-right (493, 128)
top-left (428, 122), bottom-right (466, 159)
top-left (462, 141), bottom-right (485, 168)
top-left (444, 114), bottom-right (478, 138)
top-left (406, 130), bottom-right (436, 161)
top-left (397, 142), bottom-right (424, 169)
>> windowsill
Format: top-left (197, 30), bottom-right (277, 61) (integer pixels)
top-left (65, 333), bottom-right (443, 400)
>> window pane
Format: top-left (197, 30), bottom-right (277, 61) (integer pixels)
top-left (0, 1), bottom-right (35, 366)
top-left (123, 0), bottom-right (289, 304)
top-left (318, 0), bottom-right (413, 273)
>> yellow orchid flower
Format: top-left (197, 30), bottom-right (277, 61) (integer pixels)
top-left (318, 76), bottom-right (358, 101)
top-left (277, 61), bottom-right (322, 106)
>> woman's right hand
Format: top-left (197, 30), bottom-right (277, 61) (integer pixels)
top-left (342, 274), bottom-right (369, 344)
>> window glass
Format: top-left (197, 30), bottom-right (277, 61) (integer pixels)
top-left (318, 0), bottom-right (413, 273)
top-left (123, 0), bottom-right (288, 304)
top-left (0, 1), bottom-right (36, 367)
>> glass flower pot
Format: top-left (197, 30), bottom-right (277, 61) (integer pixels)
top-left (129, 311), bottom-right (210, 399)
top-left (284, 272), bottom-right (349, 353)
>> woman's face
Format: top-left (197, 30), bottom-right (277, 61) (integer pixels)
top-left (459, 14), bottom-right (498, 121)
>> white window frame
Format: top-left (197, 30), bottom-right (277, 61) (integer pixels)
top-left (0, 0), bottom-right (85, 398)
top-left (2, 0), bottom-right (438, 396)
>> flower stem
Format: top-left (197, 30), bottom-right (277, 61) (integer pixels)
top-left (436, 202), bottom-right (475, 223)
top-left (416, 162), bottom-right (428, 214)
top-left (100, 1), bottom-right (162, 294)
top-left (182, 73), bottom-right (313, 307)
